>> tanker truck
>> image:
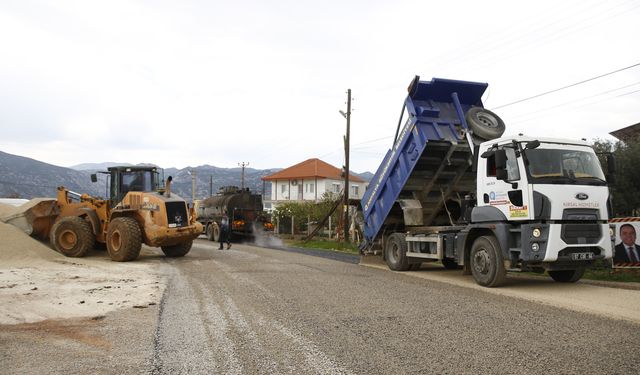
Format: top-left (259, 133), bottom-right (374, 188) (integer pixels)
top-left (196, 186), bottom-right (273, 242)
top-left (360, 76), bottom-right (613, 287)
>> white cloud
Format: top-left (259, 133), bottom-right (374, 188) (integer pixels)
top-left (0, 0), bottom-right (638, 173)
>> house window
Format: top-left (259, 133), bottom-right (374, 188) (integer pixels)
top-left (332, 183), bottom-right (341, 193)
top-left (351, 185), bottom-right (359, 196)
top-left (281, 184), bottom-right (286, 194)
top-left (307, 183), bottom-right (314, 193)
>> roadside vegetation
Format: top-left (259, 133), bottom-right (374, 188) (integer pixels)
top-left (285, 239), bottom-right (359, 254)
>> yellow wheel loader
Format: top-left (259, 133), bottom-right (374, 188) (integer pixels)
top-left (9, 166), bottom-right (202, 261)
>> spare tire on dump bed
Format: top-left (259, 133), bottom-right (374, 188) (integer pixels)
top-left (465, 107), bottom-right (505, 140)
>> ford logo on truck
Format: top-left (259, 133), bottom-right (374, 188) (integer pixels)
top-left (576, 193), bottom-right (589, 200)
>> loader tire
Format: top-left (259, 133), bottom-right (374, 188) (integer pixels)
top-left (549, 268), bottom-right (585, 283)
top-left (161, 240), bottom-right (193, 257)
top-left (385, 233), bottom-right (410, 271)
top-left (50, 216), bottom-right (95, 257)
top-left (106, 217), bottom-right (142, 262)
top-left (470, 235), bottom-right (506, 287)
top-left (206, 224), bottom-right (214, 241)
top-left (465, 107), bottom-right (505, 140)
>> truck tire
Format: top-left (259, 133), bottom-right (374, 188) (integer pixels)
top-left (206, 224), bottom-right (214, 241)
top-left (50, 216), bottom-right (95, 257)
top-left (161, 240), bottom-right (193, 257)
top-left (470, 235), bottom-right (506, 287)
top-left (212, 224), bottom-right (220, 242)
top-left (106, 217), bottom-right (142, 262)
top-left (465, 107), bottom-right (505, 140)
top-left (549, 268), bottom-right (585, 283)
top-left (385, 233), bottom-right (410, 271)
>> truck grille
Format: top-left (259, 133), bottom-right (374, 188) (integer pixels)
top-left (166, 202), bottom-right (188, 227)
top-left (561, 224), bottom-right (601, 244)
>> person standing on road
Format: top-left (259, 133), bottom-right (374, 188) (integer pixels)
top-left (218, 210), bottom-right (232, 250)
top-left (614, 223), bottom-right (640, 263)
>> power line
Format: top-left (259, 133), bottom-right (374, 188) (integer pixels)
top-left (507, 81), bottom-right (640, 121)
top-left (491, 62), bottom-right (640, 110)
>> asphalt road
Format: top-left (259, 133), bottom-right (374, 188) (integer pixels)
top-left (3, 239), bottom-right (640, 374)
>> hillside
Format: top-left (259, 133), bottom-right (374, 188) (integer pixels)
top-left (1, 151), bottom-right (371, 201)
top-left (0, 151), bottom-right (102, 198)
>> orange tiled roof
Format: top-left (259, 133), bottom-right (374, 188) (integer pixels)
top-left (262, 158), bottom-right (365, 182)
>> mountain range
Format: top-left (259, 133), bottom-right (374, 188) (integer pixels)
top-left (0, 150), bottom-right (372, 201)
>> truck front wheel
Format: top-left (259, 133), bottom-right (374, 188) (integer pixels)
top-left (385, 233), bottom-right (409, 271)
top-left (470, 236), bottom-right (506, 287)
top-left (549, 268), bottom-right (585, 283)
top-left (106, 217), bottom-right (142, 262)
top-left (161, 240), bottom-right (192, 257)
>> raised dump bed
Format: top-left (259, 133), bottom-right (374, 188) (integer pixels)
top-left (361, 77), bottom-right (499, 248)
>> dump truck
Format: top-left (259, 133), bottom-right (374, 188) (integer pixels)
top-left (196, 186), bottom-right (273, 242)
top-left (360, 76), bottom-right (613, 287)
top-left (4, 166), bottom-right (202, 261)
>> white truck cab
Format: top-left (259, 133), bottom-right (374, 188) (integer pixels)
top-left (472, 136), bottom-right (612, 282)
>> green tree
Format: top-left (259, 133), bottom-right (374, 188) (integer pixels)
top-left (273, 193), bottom-right (342, 234)
top-left (593, 138), bottom-right (640, 216)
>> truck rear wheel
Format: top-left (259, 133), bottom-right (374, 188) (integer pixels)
top-left (212, 224), bottom-right (220, 242)
top-left (206, 224), bottom-right (214, 241)
top-left (549, 268), bottom-right (585, 283)
top-left (106, 217), bottom-right (142, 262)
top-left (385, 233), bottom-right (409, 271)
top-left (161, 240), bottom-right (193, 257)
top-left (470, 235), bottom-right (506, 287)
top-left (50, 216), bottom-right (95, 257)
top-left (465, 107), bottom-right (505, 140)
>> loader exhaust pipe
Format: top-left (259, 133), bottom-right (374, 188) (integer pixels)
top-left (165, 176), bottom-right (173, 198)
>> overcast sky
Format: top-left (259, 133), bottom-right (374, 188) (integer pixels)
top-left (1, 0), bottom-right (638, 173)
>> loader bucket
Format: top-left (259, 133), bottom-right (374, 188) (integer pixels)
top-left (0, 198), bottom-right (59, 239)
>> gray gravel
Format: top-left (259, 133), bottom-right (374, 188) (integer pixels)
top-left (3, 239), bottom-right (639, 374)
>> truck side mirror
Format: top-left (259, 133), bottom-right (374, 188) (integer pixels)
top-left (91, 174), bottom-right (97, 183)
top-left (607, 154), bottom-right (616, 174)
top-left (525, 140), bottom-right (540, 150)
top-left (606, 154), bottom-right (616, 184)
top-left (495, 150), bottom-right (508, 181)
top-left (495, 149), bottom-right (507, 169)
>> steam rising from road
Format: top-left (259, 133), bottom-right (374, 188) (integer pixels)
top-left (250, 223), bottom-right (284, 248)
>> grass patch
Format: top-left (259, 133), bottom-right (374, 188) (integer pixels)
top-left (285, 239), bottom-right (359, 254)
top-left (583, 268), bottom-right (640, 283)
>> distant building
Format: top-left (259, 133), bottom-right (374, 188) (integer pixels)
top-left (261, 158), bottom-right (367, 212)
top-left (610, 122), bottom-right (640, 143)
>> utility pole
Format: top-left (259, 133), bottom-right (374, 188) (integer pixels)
top-left (209, 175), bottom-right (213, 197)
top-left (340, 89), bottom-right (352, 242)
top-left (239, 162), bottom-right (249, 190)
top-left (190, 169), bottom-right (196, 203)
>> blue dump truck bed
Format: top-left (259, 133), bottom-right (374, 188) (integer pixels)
top-left (360, 77), bottom-right (489, 248)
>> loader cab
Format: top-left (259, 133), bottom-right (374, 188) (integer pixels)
top-left (107, 166), bottom-right (163, 205)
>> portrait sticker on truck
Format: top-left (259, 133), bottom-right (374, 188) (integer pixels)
top-left (509, 205), bottom-right (529, 218)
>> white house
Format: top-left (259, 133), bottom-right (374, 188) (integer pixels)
top-left (261, 158), bottom-right (367, 212)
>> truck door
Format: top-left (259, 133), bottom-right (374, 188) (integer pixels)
top-left (478, 145), bottom-right (531, 220)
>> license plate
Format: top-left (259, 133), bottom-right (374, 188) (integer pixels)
top-left (571, 252), bottom-right (594, 261)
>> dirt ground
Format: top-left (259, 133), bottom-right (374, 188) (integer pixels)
top-left (0, 202), bottom-right (168, 325)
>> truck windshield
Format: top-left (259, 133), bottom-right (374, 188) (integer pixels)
top-left (524, 146), bottom-right (606, 185)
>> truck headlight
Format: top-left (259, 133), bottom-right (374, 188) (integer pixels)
top-left (533, 228), bottom-right (541, 238)
top-left (532, 243), bottom-right (540, 252)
